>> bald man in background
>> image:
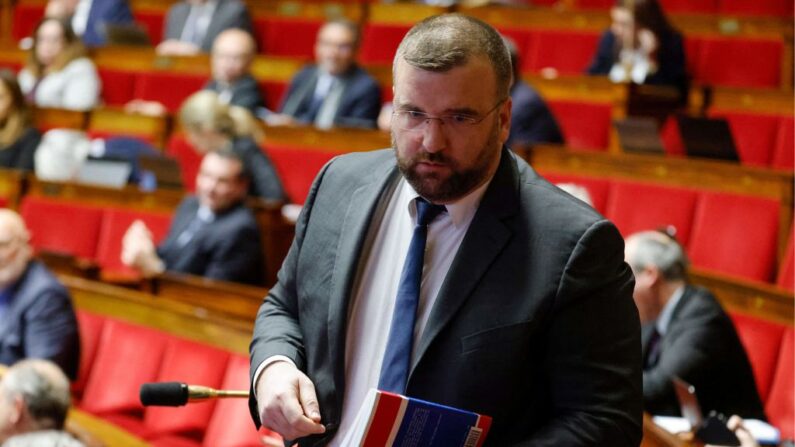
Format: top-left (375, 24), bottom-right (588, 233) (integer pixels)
top-left (0, 211), bottom-right (79, 380)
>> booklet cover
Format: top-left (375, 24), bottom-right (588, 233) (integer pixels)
top-left (341, 388), bottom-right (492, 447)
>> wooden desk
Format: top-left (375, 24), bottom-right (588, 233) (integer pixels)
top-left (67, 408), bottom-right (149, 447)
top-left (0, 168), bottom-right (26, 209)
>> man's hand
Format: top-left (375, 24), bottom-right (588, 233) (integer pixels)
top-left (121, 220), bottom-right (164, 276)
top-left (256, 361), bottom-right (326, 442)
top-left (155, 39), bottom-right (201, 56)
top-left (705, 415), bottom-right (760, 447)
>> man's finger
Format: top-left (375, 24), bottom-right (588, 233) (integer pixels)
top-left (298, 375), bottom-right (322, 422)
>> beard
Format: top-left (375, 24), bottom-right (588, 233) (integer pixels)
top-left (393, 120), bottom-right (502, 203)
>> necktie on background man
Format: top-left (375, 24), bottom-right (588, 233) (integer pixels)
top-left (378, 198), bottom-right (446, 394)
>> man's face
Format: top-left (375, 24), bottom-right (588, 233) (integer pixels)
top-left (211, 32), bottom-right (253, 84)
top-left (0, 216), bottom-right (31, 287)
top-left (315, 23), bottom-right (357, 76)
top-left (195, 153), bottom-right (247, 212)
top-left (391, 56), bottom-right (511, 204)
top-left (610, 7), bottom-right (634, 42)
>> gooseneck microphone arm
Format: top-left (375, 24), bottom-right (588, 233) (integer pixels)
top-left (140, 382), bottom-right (249, 407)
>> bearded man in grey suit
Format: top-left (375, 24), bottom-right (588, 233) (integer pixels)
top-left (250, 14), bottom-right (642, 446)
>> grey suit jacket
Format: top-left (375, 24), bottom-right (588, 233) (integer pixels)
top-left (162, 0), bottom-right (253, 52)
top-left (250, 148), bottom-right (642, 446)
top-left (0, 261), bottom-right (80, 380)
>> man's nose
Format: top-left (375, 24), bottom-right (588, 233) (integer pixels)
top-left (421, 119), bottom-right (448, 153)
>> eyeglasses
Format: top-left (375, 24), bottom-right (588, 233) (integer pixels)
top-left (392, 99), bottom-right (506, 132)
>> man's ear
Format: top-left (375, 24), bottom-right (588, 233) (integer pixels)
top-left (645, 264), bottom-right (663, 287)
top-left (9, 396), bottom-right (24, 425)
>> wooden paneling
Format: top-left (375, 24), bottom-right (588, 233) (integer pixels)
top-left (0, 168), bottom-right (26, 209)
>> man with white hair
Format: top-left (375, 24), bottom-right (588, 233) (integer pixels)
top-left (0, 210), bottom-right (79, 380)
top-left (0, 359), bottom-right (84, 446)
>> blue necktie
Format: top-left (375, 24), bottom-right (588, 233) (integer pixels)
top-left (378, 198), bottom-right (446, 394)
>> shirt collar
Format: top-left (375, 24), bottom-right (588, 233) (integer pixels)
top-left (197, 205), bottom-right (216, 223)
top-left (656, 285), bottom-right (685, 336)
top-left (399, 173), bottom-right (493, 228)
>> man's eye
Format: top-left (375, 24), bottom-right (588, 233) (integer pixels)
top-left (406, 111), bottom-right (426, 119)
top-left (449, 114), bottom-right (474, 124)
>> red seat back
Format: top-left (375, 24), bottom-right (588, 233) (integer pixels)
top-left (255, 17), bottom-right (321, 58)
top-left (267, 145), bottom-right (340, 204)
top-left (95, 208), bottom-right (173, 277)
top-left (98, 69), bottom-right (138, 106)
top-left (133, 9), bottom-right (167, 44)
top-left (659, 0), bottom-right (719, 14)
top-left (526, 29), bottom-right (601, 75)
top-left (777, 227), bottom-right (794, 291)
top-left (258, 80), bottom-right (289, 112)
top-left (538, 173), bottom-right (611, 215)
top-left (709, 109), bottom-right (780, 167)
top-left (11, 3), bottom-right (44, 42)
top-left (691, 36), bottom-right (783, 88)
top-left (605, 181), bottom-right (699, 246)
top-left (547, 100), bottom-right (612, 151)
top-left (72, 311), bottom-right (107, 399)
top-left (133, 72), bottom-right (207, 112)
top-left (20, 197), bottom-right (104, 259)
top-left (203, 355), bottom-right (279, 447)
top-left (729, 312), bottom-right (787, 403)
top-left (718, 0), bottom-right (794, 17)
top-left (166, 134), bottom-right (202, 192)
top-left (688, 192), bottom-right (780, 282)
top-left (144, 339), bottom-right (230, 440)
top-left (766, 328), bottom-right (794, 440)
top-left (771, 116), bottom-right (794, 171)
top-left (80, 320), bottom-right (169, 416)
top-left (359, 24), bottom-right (410, 64)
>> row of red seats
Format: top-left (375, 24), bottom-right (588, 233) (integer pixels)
top-left (730, 312), bottom-right (794, 439)
top-left (536, 0), bottom-right (793, 17)
top-left (19, 196), bottom-right (172, 279)
top-left (540, 172), bottom-right (792, 286)
top-left (74, 310), bottom-right (272, 447)
top-left (10, 3), bottom-right (788, 89)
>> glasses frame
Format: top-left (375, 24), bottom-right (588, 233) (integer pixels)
top-left (391, 99), bottom-right (507, 132)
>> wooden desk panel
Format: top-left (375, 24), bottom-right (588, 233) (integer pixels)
top-left (151, 272), bottom-right (265, 323)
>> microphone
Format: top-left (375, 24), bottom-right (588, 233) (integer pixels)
top-left (140, 382), bottom-right (249, 407)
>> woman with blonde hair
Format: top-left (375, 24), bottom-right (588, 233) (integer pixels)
top-left (0, 70), bottom-right (41, 171)
top-left (179, 90), bottom-right (285, 201)
top-left (18, 17), bottom-right (100, 111)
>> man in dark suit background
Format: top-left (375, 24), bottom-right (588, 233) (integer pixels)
top-left (204, 28), bottom-right (265, 114)
top-left (122, 149), bottom-right (264, 285)
top-left (45, 0), bottom-right (134, 47)
top-left (625, 230), bottom-right (766, 419)
top-left (250, 14), bottom-right (641, 446)
top-left (0, 210), bottom-right (79, 380)
top-left (265, 19), bottom-right (381, 129)
top-left (157, 0), bottom-right (253, 56)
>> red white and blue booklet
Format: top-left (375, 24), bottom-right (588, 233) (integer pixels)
top-left (340, 388), bottom-right (492, 447)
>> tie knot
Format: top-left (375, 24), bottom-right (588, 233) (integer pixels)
top-left (415, 198), bottom-right (445, 227)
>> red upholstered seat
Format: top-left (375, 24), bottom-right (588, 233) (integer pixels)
top-left (659, 115), bottom-right (686, 157)
top-left (690, 36), bottom-right (783, 88)
top-left (572, 0), bottom-right (615, 9)
top-left (267, 145), bottom-right (340, 204)
top-left (98, 69), bottom-right (137, 107)
top-left (203, 354), bottom-right (280, 447)
top-left (80, 320), bottom-right (169, 418)
top-left (254, 17), bottom-right (322, 58)
top-left (525, 29), bottom-right (601, 75)
top-left (359, 24), bottom-right (411, 64)
top-left (729, 312), bottom-right (787, 403)
top-left (605, 181), bottom-right (699, 246)
top-left (718, 0), bottom-right (794, 17)
top-left (771, 116), bottom-right (794, 171)
top-left (766, 328), bottom-right (794, 440)
top-left (688, 192), bottom-right (780, 282)
top-left (498, 28), bottom-right (534, 72)
top-left (20, 197), bottom-right (104, 260)
top-left (538, 173), bottom-right (611, 215)
top-left (777, 228), bottom-right (794, 291)
top-left (95, 208), bottom-right (172, 278)
top-left (708, 109), bottom-right (780, 167)
top-left (0, 197), bottom-right (7, 208)
top-left (659, 0), bottom-right (719, 14)
top-left (166, 134), bottom-right (202, 192)
top-left (72, 311), bottom-right (107, 400)
top-left (133, 10), bottom-right (167, 44)
top-left (133, 72), bottom-right (207, 112)
top-left (11, 3), bottom-right (44, 42)
top-left (547, 100), bottom-right (612, 151)
top-left (258, 80), bottom-right (289, 112)
top-left (145, 339), bottom-right (230, 441)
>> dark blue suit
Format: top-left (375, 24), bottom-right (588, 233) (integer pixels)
top-left (508, 80), bottom-right (564, 148)
top-left (0, 261), bottom-right (80, 379)
top-left (587, 29), bottom-right (687, 89)
top-left (82, 0), bottom-right (135, 47)
top-left (157, 196), bottom-right (265, 286)
top-left (280, 65), bottom-right (381, 129)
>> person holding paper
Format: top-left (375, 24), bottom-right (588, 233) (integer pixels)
top-left (249, 13), bottom-right (642, 446)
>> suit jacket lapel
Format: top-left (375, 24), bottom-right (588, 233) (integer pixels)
top-left (326, 159), bottom-right (400, 406)
top-left (0, 265), bottom-right (33, 341)
top-left (282, 69), bottom-right (319, 116)
top-left (412, 149), bottom-right (518, 372)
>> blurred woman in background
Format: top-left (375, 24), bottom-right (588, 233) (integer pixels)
top-left (18, 17), bottom-right (100, 111)
top-left (179, 91), bottom-right (286, 201)
top-left (587, 0), bottom-right (687, 89)
top-left (0, 70), bottom-right (41, 171)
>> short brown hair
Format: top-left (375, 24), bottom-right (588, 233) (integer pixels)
top-left (26, 17), bottom-right (87, 78)
top-left (0, 70), bottom-right (32, 146)
top-left (394, 14), bottom-right (512, 100)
